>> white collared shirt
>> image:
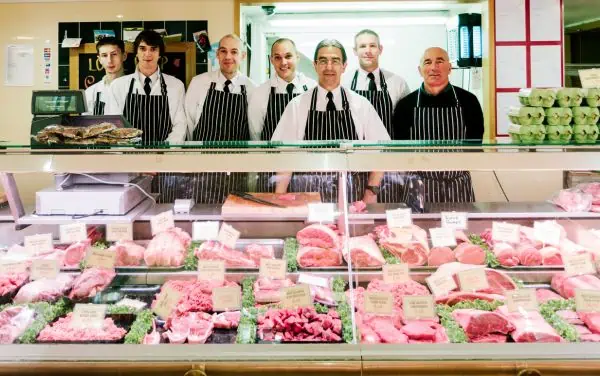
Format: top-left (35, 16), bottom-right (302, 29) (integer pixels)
top-left (271, 84), bottom-right (391, 142)
top-left (104, 68), bottom-right (187, 144)
top-left (84, 78), bottom-right (106, 115)
top-left (139, 70), bottom-right (160, 87)
top-left (248, 72), bottom-right (317, 140)
top-left (184, 70), bottom-right (258, 135)
top-left (343, 67), bottom-right (410, 111)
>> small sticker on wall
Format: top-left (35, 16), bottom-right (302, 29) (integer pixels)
top-left (43, 44), bottom-right (52, 85)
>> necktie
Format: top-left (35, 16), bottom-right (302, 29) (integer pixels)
top-left (144, 77), bottom-right (152, 96)
top-left (286, 83), bottom-right (295, 96)
top-left (367, 72), bottom-right (377, 91)
top-left (224, 80), bottom-right (232, 93)
top-left (326, 91), bottom-right (336, 111)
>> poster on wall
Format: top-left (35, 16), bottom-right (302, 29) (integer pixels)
top-left (4, 44), bottom-right (34, 86)
top-left (43, 45), bottom-right (52, 85)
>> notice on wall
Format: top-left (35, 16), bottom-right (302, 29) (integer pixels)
top-left (5, 44), bottom-right (34, 86)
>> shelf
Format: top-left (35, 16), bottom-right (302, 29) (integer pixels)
top-left (137, 204), bottom-right (311, 222)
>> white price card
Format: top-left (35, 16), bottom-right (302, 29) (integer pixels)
top-left (24, 233), bottom-right (53, 255)
top-left (193, 221), bottom-right (220, 241)
top-left (533, 221), bottom-right (561, 246)
top-left (212, 286), bottom-right (241, 312)
top-left (492, 222), bottom-right (520, 244)
top-left (426, 273), bottom-right (457, 297)
top-left (403, 296), bottom-right (435, 320)
top-left (457, 267), bottom-right (489, 292)
top-left (217, 223), bottom-right (240, 249)
top-left (106, 223), bottom-right (133, 242)
top-left (59, 223), bottom-right (87, 244)
top-left (579, 68), bottom-right (600, 88)
top-left (197, 260), bottom-right (225, 282)
top-left (297, 273), bottom-right (329, 288)
top-left (308, 203), bottom-right (335, 223)
top-left (71, 304), bottom-right (107, 329)
top-left (386, 208), bottom-right (412, 229)
top-left (429, 227), bottom-right (457, 248)
top-left (0, 260), bottom-right (28, 274)
top-left (383, 263), bottom-right (410, 284)
top-left (152, 286), bottom-right (182, 319)
top-left (364, 291), bottom-right (394, 315)
top-left (260, 259), bottom-right (287, 280)
top-left (564, 253), bottom-right (596, 277)
top-left (506, 289), bottom-right (539, 313)
top-left (85, 248), bottom-right (116, 269)
top-left (281, 285), bottom-right (313, 309)
top-left (575, 289), bottom-right (600, 312)
top-left (30, 259), bottom-right (59, 280)
top-left (150, 210), bottom-right (175, 235)
top-left (441, 212), bottom-right (468, 230)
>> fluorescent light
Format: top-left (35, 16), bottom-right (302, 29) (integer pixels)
top-left (16, 36), bottom-right (34, 40)
top-left (269, 16), bottom-right (447, 27)
top-left (274, 1), bottom-right (448, 13)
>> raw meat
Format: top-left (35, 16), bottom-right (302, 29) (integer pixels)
top-left (0, 272), bottom-right (28, 297)
top-left (297, 224), bottom-right (340, 249)
top-left (551, 273), bottom-right (600, 299)
top-left (517, 244), bottom-right (542, 266)
top-left (364, 279), bottom-right (430, 312)
top-left (13, 274), bottom-right (75, 303)
top-left (436, 291), bottom-right (506, 305)
top-left (257, 307), bottom-right (342, 342)
top-left (112, 241), bottom-right (145, 267)
top-left (68, 268), bottom-right (116, 300)
top-left (142, 320), bottom-right (160, 345)
top-left (496, 305), bottom-right (562, 343)
top-left (432, 262), bottom-right (517, 295)
top-left (551, 188), bottom-right (592, 212)
top-left (163, 311), bottom-right (214, 344)
top-left (356, 313), bottom-right (407, 344)
top-left (539, 246), bottom-right (563, 266)
top-left (374, 225), bottom-right (430, 266)
top-left (493, 243), bottom-right (519, 267)
top-left (578, 183), bottom-right (600, 205)
top-left (310, 282), bottom-right (336, 306)
top-left (349, 200), bottom-right (367, 213)
top-left (454, 243), bottom-right (485, 265)
top-left (580, 333), bottom-right (600, 342)
top-left (212, 311), bottom-right (241, 329)
top-left (556, 310), bottom-right (583, 325)
top-left (37, 312), bottom-right (126, 342)
top-left (401, 322), bottom-right (449, 344)
top-left (452, 309), bottom-right (513, 342)
top-left (244, 244), bottom-right (274, 266)
top-left (470, 333), bottom-right (508, 343)
top-left (0, 306), bottom-right (36, 344)
top-left (455, 231), bottom-right (471, 244)
top-left (195, 240), bottom-right (256, 268)
top-left (63, 239), bottom-right (91, 268)
top-left (579, 312), bottom-right (600, 334)
top-left (222, 192), bottom-right (320, 216)
top-left (144, 228), bottom-right (191, 267)
top-left (427, 247), bottom-right (456, 267)
top-left (296, 246), bottom-right (342, 268)
top-left (535, 289), bottom-right (564, 303)
top-left (253, 277), bottom-right (295, 303)
top-left (345, 235), bottom-right (385, 267)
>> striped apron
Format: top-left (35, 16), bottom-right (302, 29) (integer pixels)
top-left (93, 91), bottom-right (105, 115)
top-left (350, 70), bottom-right (403, 203)
top-left (403, 84), bottom-right (475, 204)
top-left (256, 83), bottom-right (308, 192)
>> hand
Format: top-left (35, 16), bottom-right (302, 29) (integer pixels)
top-left (362, 189), bottom-right (378, 204)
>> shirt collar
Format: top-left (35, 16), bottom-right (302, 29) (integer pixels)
top-left (420, 82), bottom-right (452, 96)
top-left (317, 84), bottom-right (342, 102)
top-left (273, 73), bottom-right (303, 92)
top-left (217, 70), bottom-right (241, 89)
top-left (138, 68), bottom-right (160, 85)
top-left (358, 67), bottom-right (380, 82)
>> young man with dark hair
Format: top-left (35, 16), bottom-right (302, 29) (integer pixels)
top-left (85, 37), bottom-right (126, 115)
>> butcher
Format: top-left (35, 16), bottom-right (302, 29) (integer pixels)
top-left (248, 38), bottom-right (316, 192)
top-left (392, 47), bottom-right (484, 203)
top-left (271, 39), bottom-right (390, 203)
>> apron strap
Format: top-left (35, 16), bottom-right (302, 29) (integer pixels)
top-left (159, 72), bottom-right (168, 97)
top-left (309, 87), bottom-right (318, 111)
top-left (379, 69), bottom-right (388, 91)
top-left (126, 77), bottom-right (136, 96)
top-left (340, 87), bottom-right (350, 111)
top-left (350, 70), bottom-right (359, 91)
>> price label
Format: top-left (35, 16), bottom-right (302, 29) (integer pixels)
top-left (579, 68), bottom-right (600, 88)
top-left (71, 304), bottom-right (107, 329)
top-left (308, 203), bottom-right (335, 223)
top-left (383, 263), bottom-right (410, 284)
top-left (506, 289), bottom-right (539, 313)
top-left (30, 259), bottom-right (59, 280)
top-left (575, 289), bottom-right (600, 312)
top-left (281, 285), bottom-right (313, 309)
top-left (85, 248), bottom-right (116, 269)
top-left (0, 260), bottom-right (28, 274)
top-left (193, 221), bottom-right (220, 241)
top-left (441, 212), bottom-right (468, 230)
top-left (457, 267), bottom-right (489, 292)
top-left (197, 260), bottom-right (225, 282)
top-left (24, 233), bottom-right (53, 255)
top-left (564, 253), bottom-right (596, 277)
top-left (534, 221), bottom-right (561, 246)
top-left (403, 295), bottom-right (435, 320)
top-left (429, 227), bottom-right (457, 248)
top-left (106, 223), bottom-right (133, 242)
top-left (259, 259), bottom-right (287, 280)
top-left (150, 210), bottom-right (175, 235)
top-left (426, 273), bottom-right (457, 297)
top-left (386, 208), bottom-right (412, 229)
top-left (297, 273), bottom-right (329, 288)
top-left (59, 223), bottom-right (87, 244)
top-left (364, 291), bottom-right (394, 315)
top-left (492, 222), bottom-right (520, 244)
top-left (152, 286), bottom-right (182, 319)
top-left (217, 223), bottom-right (240, 249)
top-left (212, 286), bottom-right (242, 311)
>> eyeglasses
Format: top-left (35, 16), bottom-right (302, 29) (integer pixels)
top-left (316, 58), bottom-right (342, 67)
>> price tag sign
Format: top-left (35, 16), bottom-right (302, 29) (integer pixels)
top-left (197, 260), bottom-right (225, 282)
top-left (217, 223), bottom-right (240, 249)
top-left (30, 259), bottom-right (59, 280)
top-left (457, 268), bottom-right (489, 292)
top-left (152, 286), bottom-right (182, 319)
top-left (308, 203), bottom-right (335, 223)
top-left (212, 286), bottom-right (242, 311)
top-left (150, 210), bottom-right (175, 235)
top-left (429, 227), bottom-right (457, 248)
top-left (281, 285), bottom-right (313, 309)
top-left (403, 295), bottom-right (435, 320)
top-left (106, 223), bottom-right (133, 242)
top-left (564, 253), bottom-right (596, 277)
top-left (297, 273), bottom-right (329, 288)
top-left (24, 233), bottom-right (53, 255)
top-left (383, 263), bottom-right (410, 283)
top-left (579, 68), bottom-right (600, 88)
top-left (364, 291), bottom-right (394, 315)
top-left (0, 260), bottom-right (28, 274)
top-left (575, 289), bottom-right (600, 312)
top-left (259, 259), bottom-right (287, 280)
top-left (492, 222), bottom-right (520, 244)
top-left (386, 208), bottom-right (412, 229)
top-left (426, 273), bottom-right (457, 297)
top-left (506, 289), bottom-right (539, 313)
top-left (59, 223), bottom-right (87, 244)
top-left (85, 248), bottom-right (116, 269)
top-left (534, 221), bottom-right (561, 246)
top-left (193, 221), bottom-right (220, 241)
top-left (71, 304), bottom-right (107, 329)
top-left (441, 212), bottom-right (468, 230)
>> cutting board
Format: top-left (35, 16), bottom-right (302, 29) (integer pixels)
top-left (221, 192), bottom-right (322, 217)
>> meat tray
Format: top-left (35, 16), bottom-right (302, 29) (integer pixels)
top-left (35, 314), bottom-right (132, 344)
top-left (196, 238), bottom-right (285, 270)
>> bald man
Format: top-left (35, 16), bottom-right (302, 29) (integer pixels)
top-left (392, 47), bottom-right (483, 204)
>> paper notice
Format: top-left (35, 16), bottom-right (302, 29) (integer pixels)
top-left (386, 208), bottom-right (412, 229)
top-left (24, 233), bottom-right (53, 255)
top-left (457, 268), bottom-right (489, 292)
top-left (429, 227), bottom-right (457, 248)
top-left (212, 286), bottom-right (241, 311)
top-left (403, 296), bottom-right (435, 320)
top-left (0, 260), bottom-right (28, 274)
top-left (506, 289), bottom-right (539, 312)
top-left (106, 223), bottom-right (133, 242)
top-left (579, 69), bottom-right (600, 89)
top-left (152, 286), bottom-right (182, 319)
top-left (30, 259), bottom-right (59, 280)
top-left (71, 304), bottom-right (107, 329)
top-left (85, 248), bottom-right (116, 269)
top-left (364, 291), bottom-right (394, 315)
top-left (150, 210), bottom-right (175, 235)
top-left (197, 260), bottom-right (225, 282)
top-left (383, 263), bottom-right (410, 284)
top-left (575, 289), bottom-right (600, 312)
top-left (492, 222), bottom-right (520, 244)
top-left (59, 223), bottom-right (87, 244)
top-left (281, 285), bottom-right (313, 309)
top-left (308, 203), bottom-right (335, 223)
top-left (441, 212), bottom-right (468, 230)
top-left (5, 44), bottom-right (34, 86)
top-left (297, 273), bottom-right (329, 288)
top-left (259, 259), bottom-right (287, 280)
top-left (193, 221), bottom-right (220, 241)
top-left (533, 221), bottom-right (561, 246)
top-left (217, 223), bottom-right (240, 249)
top-left (426, 273), bottom-right (457, 297)
top-left (564, 253), bottom-right (596, 277)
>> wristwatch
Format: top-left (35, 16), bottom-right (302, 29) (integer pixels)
top-left (366, 185), bottom-right (380, 195)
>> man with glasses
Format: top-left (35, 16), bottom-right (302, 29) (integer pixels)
top-left (271, 39), bottom-right (390, 203)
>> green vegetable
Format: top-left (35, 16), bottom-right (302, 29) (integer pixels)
top-left (241, 277), bottom-right (255, 309)
top-left (539, 298), bottom-right (579, 342)
top-left (236, 321), bottom-right (257, 344)
top-left (314, 303), bottom-right (329, 314)
top-left (284, 238), bottom-right (299, 272)
top-left (332, 276), bottom-right (347, 294)
top-left (78, 259), bottom-right (87, 270)
top-left (124, 309), bottom-right (154, 344)
top-left (183, 241), bottom-right (202, 271)
top-left (380, 246), bottom-right (400, 264)
top-left (468, 235), bottom-right (500, 268)
top-left (106, 305), bottom-right (137, 315)
top-left (337, 301), bottom-right (355, 343)
top-left (512, 278), bottom-right (525, 289)
top-left (435, 299), bottom-right (504, 344)
top-left (16, 298), bottom-right (73, 344)
top-left (93, 240), bottom-right (109, 249)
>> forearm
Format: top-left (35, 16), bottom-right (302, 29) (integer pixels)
top-left (274, 172), bottom-right (292, 193)
top-left (368, 171), bottom-right (384, 186)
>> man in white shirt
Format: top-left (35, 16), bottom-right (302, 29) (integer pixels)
top-left (84, 37), bottom-right (126, 115)
top-left (272, 39), bottom-right (390, 203)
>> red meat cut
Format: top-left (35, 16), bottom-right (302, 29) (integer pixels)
top-left (454, 243), bottom-right (485, 265)
top-left (297, 224), bottom-right (340, 249)
top-left (356, 313), bottom-right (408, 344)
top-left (163, 311), bottom-right (214, 344)
top-left (13, 274), bottom-right (75, 304)
top-left (535, 289), bottom-right (564, 304)
top-left (373, 225), bottom-right (429, 266)
top-left (296, 246), bottom-right (342, 267)
top-left (0, 306), bottom-right (36, 344)
top-left (578, 312), bottom-right (600, 334)
top-left (517, 244), bottom-right (542, 266)
top-left (63, 239), bottom-right (91, 268)
top-left (258, 307), bottom-right (342, 342)
top-left (144, 228), bottom-right (191, 267)
top-left (244, 244), bottom-right (274, 266)
top-left (345, 235), bottom-right (385, 267)
top-left (470, 333), bottom-right (508, 343)
top-left (195, 240), bottom-right (256, 268)
top-left (400, 322), bottom-right (449, 343)
top-left (68, 267), bottom-right (115, 300)
top-left (493, 243), bottom-right (519, 267)
top-left (451, 309), bottom-right (513, 342)
top-left (551, 273), bottom-right (600, 299)
top-left (432, 262), bottom-right (517, 297)
top-left (112, 240), bottom-right (145, 266)
top-left (496, 305), bottom-right (562, 343)
top-left (0, 272), bottom-right (28, 297)
top-left (539, 246), bottom-right (563, 266)
top-left (427, 247), bottom-right (456, 267)
top-left (436, 291), bottom-right (506, 305)
top-left (37, 312), bottom-right (126, 342)
top-left (212, 311), bottom-right (241, 329)
top-left (253, 277), bottom-right (294, 303)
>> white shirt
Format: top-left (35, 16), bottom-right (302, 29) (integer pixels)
top-left (84, 78), bottom-right (106, 115)
top-left (248, 73), bottom-right (317, 140)
top-left (343, 67), bottom-right (410, 111)
top-left (185, 70), bottom-right (257, 136)
top-left (271, 84), bottom-right (391, 142)
top-left (105, 68), bottom-right (187, 144)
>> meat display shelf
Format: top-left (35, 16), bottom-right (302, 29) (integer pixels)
top-left (137, 204), bottom-right (311, 222)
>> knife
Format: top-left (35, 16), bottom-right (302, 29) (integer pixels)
top-left (230, 191), bottom-right (286, 208)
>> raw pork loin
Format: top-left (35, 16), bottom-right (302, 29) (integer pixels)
top-left (296, 246), bottom-right (342, 268)
top-left (253, 277), bottom-right (294, 303)
top-left (374, 225), bottom-right (429, 266)
top-left (452, 309), bottom-right (514, 342)
top-left (427, 247), bottom-right (456, 267)
top-left (63, 239), bottom-right (91, 268)
top-left (345, 235), bottom-right (385, 267)
top-left (68, 267), bottom-right (116, 300)
top-left (496, 305), bottom-right (562, 343)
top-left (493, 243), bottom-right (519, 267)
top-left (144, 228), bottom-right (191, 267)
top-left (0, 306), bottom-right (36, 344)
top-left (551, 273), bottom-right (600, 299)
top-left (37, 312), bottom-right (126, 342)
top-left (517, 244), bottom-right (542, 266)
top-left (454, 243), bottom-right (485, 265)
top-left (13, 274), bottom-right (75, 303)
top-left (297, 224), bottom-right (340, 249)
top-left (539, 246), bottom-right (563, 266)
top-left (112, 241), bottom-right (145, 266)
top-left (195, 240), bottom-right (256, 268)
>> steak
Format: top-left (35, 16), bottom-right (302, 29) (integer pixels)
top-left (433, 262), bottom-right (517, 295)
top-left (68, 268), bottom-right (116, 300)
top-left (539, 246), bottom-right (563, 266)
top-left (427, 247), bottom-right (456, 267)
top-left (551, 273), bottom-right (600, 299)
top-left (0, 306), bottom-right (36, 344)
top-left (493, 243), bottom-right (520, 267)
top-left (253, 277), bottom-right (294, 303)
top-left (454, 243), bottom-right (485, 265)
top-left (37, 312), bottom-right (126, 342)
top-left (374, 225), bottom-right (429, 266)
top-left (296, 246), bottom-right (342, 267)
top-left (535, 289), bottom-right (564, 304)
top-left (345, 235), bottom-right (385, 267)
top-left (578, 312), bottom-right (600, 334)
top-left (297, 224), bottom-right (340, 249)
top-left (112, 241), bottom-right (145, 267)
top-left (13, 274), bottom-right (75, 304)
top-left (451, 309), bottom-right (513, 342)
top-left (63, 239), bottom-right (91, 268)
top-left (517, 244), bottom-right (542, 266)
top-left (144, 228), bottom-right (191, 267)
top-left (195, 240), bottom-right (256, 268)
top-left (556, 310), bottom-right (583, 325)
top-left (258, 307), bottom-right (342, 342)
top-left (496, 305), bottom-right (562, 343)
